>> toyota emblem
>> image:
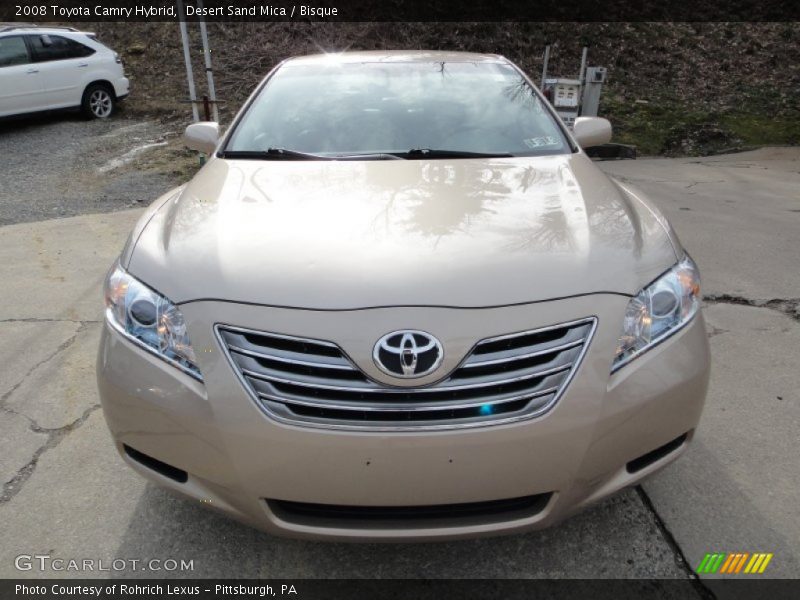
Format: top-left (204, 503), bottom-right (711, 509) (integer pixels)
top-left (373, 330), bottom-right (444, 378)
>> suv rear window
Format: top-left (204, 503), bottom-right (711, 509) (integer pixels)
top-left (0, 36), bottom-right (30, 67)
top-left (28, 34), bottom-right (95, 62)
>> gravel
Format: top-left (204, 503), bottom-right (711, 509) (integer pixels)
top-left (0, 112), bottom-right (181, 226)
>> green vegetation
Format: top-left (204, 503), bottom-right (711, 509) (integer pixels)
top-left (603, 96), bottom-right (800, 157)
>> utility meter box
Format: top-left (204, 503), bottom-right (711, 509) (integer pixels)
top-left (581, 66), bottom-right (607, 117)
top-left (543, 78), bottom-right (581, 127)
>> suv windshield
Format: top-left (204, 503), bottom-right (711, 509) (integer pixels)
top-left (225, 60), bottom-right (571, 159)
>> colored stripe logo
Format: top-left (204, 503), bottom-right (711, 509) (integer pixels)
top-left (696, 552), bottom-right (773, 574)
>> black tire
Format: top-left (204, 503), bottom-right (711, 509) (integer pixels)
top-left (81, 84), bottom-right (115, 119)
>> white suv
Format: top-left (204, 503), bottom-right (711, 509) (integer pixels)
top-left (0, 25), bottom-right (129, 119)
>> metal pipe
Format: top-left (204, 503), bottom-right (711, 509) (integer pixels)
top-left (541, 45), bottom-right (550, 88)
top-left (579, 46), bottom-right (588, 84)
top-left (197, 0), bottom-right (219, 122)
top-left (578, 46), bottom-right (588, 116)
top-left (176, 0), bottom-right (199, 122)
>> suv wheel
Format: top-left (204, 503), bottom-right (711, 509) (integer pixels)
top-left (82, 84), bottom-right (115, 119)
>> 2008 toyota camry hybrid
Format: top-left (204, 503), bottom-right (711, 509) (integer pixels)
top-left (97, 51), bottom-right (710, 541)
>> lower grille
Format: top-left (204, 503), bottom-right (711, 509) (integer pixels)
top-left (268, 493), bottom-right (552, 527)
top-left (123, 445), bottom-right (188, 483)
top-left (626, 433), bottom-right (689, 473)
top-left (217, 317), bottom-right (595, 430)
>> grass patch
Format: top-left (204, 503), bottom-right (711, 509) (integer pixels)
top-left (603, 97), bottom-right (800, 156)
top-left (720, 113), bottom-right (800, 147)
top-left (123, 137), bottom-right (202, 182)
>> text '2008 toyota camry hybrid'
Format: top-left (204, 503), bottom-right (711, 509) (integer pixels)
top-left (97, 51), bottom-right (710, 541)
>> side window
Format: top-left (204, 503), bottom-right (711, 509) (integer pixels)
top-left (0, 36), bottom-right (30, 68)
top-left (28, 35), bottom-right (95, 62)
top-left (63, 37), bottom-right (95, 59)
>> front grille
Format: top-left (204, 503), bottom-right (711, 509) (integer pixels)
top-left (217, 317), bottom-right (595, 430)
top-left (267, 493), bottom-right (553, 527)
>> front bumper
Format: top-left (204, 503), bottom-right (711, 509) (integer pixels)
top-left (97, 294), bottom-right (710, 541)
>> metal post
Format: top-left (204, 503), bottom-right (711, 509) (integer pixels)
top-left (541, 45), bottom-right (550, 88)
top-left (176, 0), bottom-right (199, 122)
top-left (578, 47), bottom-right (588, 116)
top-left (578, 47), bottom-right (588, 85)
top-left (197, 0), bottom-right (219, 122)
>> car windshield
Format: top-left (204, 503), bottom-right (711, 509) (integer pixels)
top-left (225, 59), bottom-right (571, 159)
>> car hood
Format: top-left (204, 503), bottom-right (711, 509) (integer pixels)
top-left (126, 153), bottom-right (679, 309)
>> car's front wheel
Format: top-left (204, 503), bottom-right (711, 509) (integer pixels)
top-left (82, 84), bottom-right (115, 119)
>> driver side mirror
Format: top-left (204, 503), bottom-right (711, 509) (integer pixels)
top-left (184, 122), bottom-right (220, 155)
top-left (573, 117), bottom-right (612, 149)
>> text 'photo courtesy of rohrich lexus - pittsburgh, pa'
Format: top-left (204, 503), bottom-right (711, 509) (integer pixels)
top-left (96, 51), bottom-right (710, 542)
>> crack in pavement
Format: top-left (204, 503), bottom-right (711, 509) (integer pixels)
top-left (705, 324), bottom-right (729, 339)
top-left (0, 322), bottom-right (92, 408)
top-left (704, 294), bottom-right (800, 322)
top-left (685, 180), bottom-right (725, 189)
top-left (635, 486), bottom-right (716, 599)
top-left (0, 403), bottom-right (43, 431)
top-left (1, 403), bottom-right (101, 504)
top-left (0, 320), bottom-right (104, 503)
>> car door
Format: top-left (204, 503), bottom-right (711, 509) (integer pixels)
top-left (27, 34), bottom-right (95, 109)
top-left (0, 35), bottom-right (44, 117)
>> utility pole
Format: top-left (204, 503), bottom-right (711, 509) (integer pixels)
top-left (176, 0), bottom-right (199, 122)
top-left (578, 46), bottom-right (588, 88)
top-left (541, 45), bottom-right (550, 87)
top-left (197, 0), bottom-right (219, 122)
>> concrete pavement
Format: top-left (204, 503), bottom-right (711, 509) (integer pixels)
top-left (0, 146), bottom-right (797, 585)
top-left (601, 147), bottom-right (800, 301)
top-left (601, 148), bottom-right (800, 583)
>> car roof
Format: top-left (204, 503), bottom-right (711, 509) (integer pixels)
top-left (283, 50), bottom-right (509, 66)
top-left (0, 25), bottom-right (87, 35)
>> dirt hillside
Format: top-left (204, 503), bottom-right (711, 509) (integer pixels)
top-left (90, 21), bottom-right (800, 156)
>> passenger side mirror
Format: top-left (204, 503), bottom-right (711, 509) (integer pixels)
top-left (573, 117), bottom-right (612, 149)
top-left (184, 122), bottom-right (220, 155)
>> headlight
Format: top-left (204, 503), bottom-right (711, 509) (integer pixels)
top-left (612, 255), bottom-right (701, 371)
top-left (104, 263), bottom-right (202, 381)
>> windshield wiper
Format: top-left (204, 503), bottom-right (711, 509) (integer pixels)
top-left (222, 148), bottom-right (406, 161)
top-left (402, 149), bottom-right (514, 159)
top-left (332, 152), bottom-right (405, 160)
top-left (222, 148), bottom-right (332, 161)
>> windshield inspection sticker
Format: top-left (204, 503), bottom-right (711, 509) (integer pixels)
top-left (523, 136), bottom-right (561, 149)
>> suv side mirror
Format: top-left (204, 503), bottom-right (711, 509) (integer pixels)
top-left (184, 122), bottom-right (220, 155)
top-left (573, 117), bottom-right (612, 149)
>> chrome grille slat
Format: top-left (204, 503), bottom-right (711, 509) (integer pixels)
top-left (233, 355), bottom-right (367, 386)
top-left (475, 318), bottom-right (591, 344)
top-left (221, 330), bottom-right (353, 368)
top-left (241, 361), bottom-right (572, 394)
top-left (461, 331), bottom-right (587, 368)
top-left (255, 387), bottom-right (559, 412)
top-left (246, 371), bottom-right (567, 407)
top-left (228, 344), bottom-right (356, 371)
top-left (449, 345), bottom-right (580, 381)
top-left (217, 317), bottom-right (596, 430)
